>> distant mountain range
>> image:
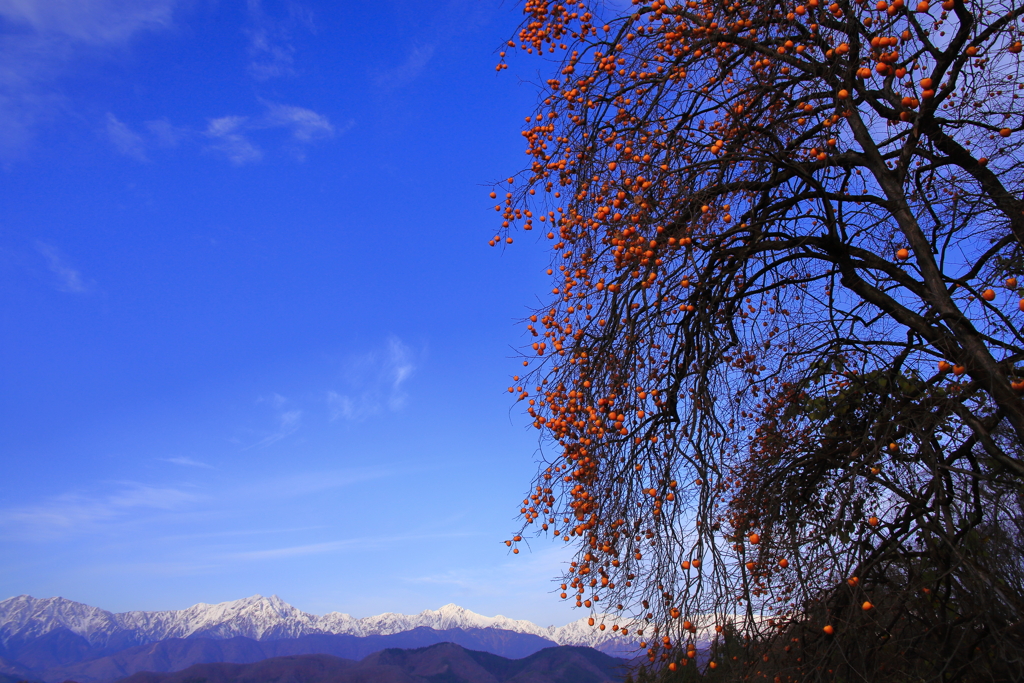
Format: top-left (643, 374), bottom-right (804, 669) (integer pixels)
top-left (0, 596), bottom-right (638, 683)
top-left (0, 595), bottom-right (624, 650)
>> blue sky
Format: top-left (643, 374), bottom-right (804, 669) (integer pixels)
top-left (0, 0), bottom-right (584, 627)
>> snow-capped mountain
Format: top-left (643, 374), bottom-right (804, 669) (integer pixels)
top-left (0, 595), bottom-right (630, 653)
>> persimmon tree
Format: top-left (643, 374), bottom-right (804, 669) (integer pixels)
top-left (495, 0), bottom-right (1024, 680)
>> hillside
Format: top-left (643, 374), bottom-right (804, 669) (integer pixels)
top-left (113, 642), bottom-right (628, 683)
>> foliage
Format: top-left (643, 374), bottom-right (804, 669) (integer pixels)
top-left (495, 0), bottom-right (1024, 680)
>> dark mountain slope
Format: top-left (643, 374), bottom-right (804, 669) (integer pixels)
top-left (110, 643), bottom-right (626, 683)
top-left (0, 628), bottom-right (562, 683)
top-left (0, 656), bottom-right (36, 682)
top-left (114, 655), bottom-right (362, 683)
top-left (0, 674), bottom-right (44, 683)
top-left (499, 646), bottom-right (628, 683)
top-left (12, 630), bottom-right (101, 671)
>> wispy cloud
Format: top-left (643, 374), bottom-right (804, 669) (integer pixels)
top-left (105, 113), bottom-right (147, 161)
top-left (0, 0), bottom-right (177, 44)
top-left (36, 242), bottom-right (88, 293)
top-left (245, 408), bottom-right (301, 448)
top-left (226, 539), bottom-right (358, 560)
top-left (263, 102), bottom-right (336, 141)
top-left (0, 465), bottom-right (381, 542)
top-left (262, 392), bottom-right (289, 409)
top-left (246, 26), bottom-right (295, 80)
top-left (279, 409), bottom-right (302, 432)
top-left (328, 337), bottom-right (416, 422)
top-left (105, 102), bottom-right (339, 164)
top-left (226, 531), bottom-right (474, 561)
top-left (157, 525), bottom-right (327, 542)
top-left (161, 456), bottom-right (214, 469)
top-left (0, 0), bottom-right (178, 156)
top-left (1, 1), bottom-right (336, 161)
top-left (85, 559), bottom-right (225, 577)
top-left (325, 392), bottom-right (355, 422)
top-left (235, 467), bottom-right (394, 500)
top-left (0, 482), bottom-right (200, 537)
top-left (205, 115), bottom-right (262, 165)
top-left (404, 545), bottom-right (576, 604)
top-left (370, 43), bottom-right (436, 90)
top-left (144, 118), bottom-right (187, 147)
top-left (240, 394), bottom-right (302, 449)
top-left (243, 0), bottom-right (314, 80)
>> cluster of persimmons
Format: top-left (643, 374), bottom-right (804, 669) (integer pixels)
top-left (495, 0), bottom-right (1023, 680)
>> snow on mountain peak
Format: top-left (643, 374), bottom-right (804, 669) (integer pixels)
top-left (0, 595), bottom-right (634, 653)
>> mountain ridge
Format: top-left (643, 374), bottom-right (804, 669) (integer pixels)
top-left (0, 595), bottom-right (634, 656)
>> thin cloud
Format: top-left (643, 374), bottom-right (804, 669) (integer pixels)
top-left (105, 113), bottom-right (147, 160)
top-left (246, 25), bottom-right (295, 80)
top-left (84, 559), bottom-right (225, 577)
top-left (241, 394), bottom-right (302, 450)
top-left (328, 336), bottom-right (416, 421)
top-left (144, 118), bottom-right (188, 147)
top-left (326, 391), bottom-right (356, 421)
top-left (404, 545), bottom-right (576, 600)
top-left (242, 408), bottom-right (301, 449)
top-left (0, 482), bottom-right (200, 536)
top-left (36, 242), bottom-right (88, 293)
top-left (107, 484), bottom-right (197, 509)
top-left (227, 539), bottom-right (357, 560)
top-left (104, 101), bottom-right (339, 165)
top-left (161, 456), bottom-right (214, 469)
top-left (0, 0), bottom-right (178, 156)
top-left (157, 525), bottom-right (327, 542)
top-left (371, 43), bottom-right (435, 90)
top-left (0, 0), bottom-right (177, 44)
top-left (258, 392), bottom-right (289, 409)
top-left (263, 102), bottom-right (335, 141)
top-left (280, 409), bottom-right (302, 431)
top-left (0, 465), bottom-right (384, 541)
top-left (227, 532), bottom-right (474, 561)
top-left (233, 467), bottom-right (394, 500)
top-left (242, 0), bottom-right (314, 81)
top-left (387, 337), bottom-right (414, 407)
top-left (205, 115), bottom-right (262, 165)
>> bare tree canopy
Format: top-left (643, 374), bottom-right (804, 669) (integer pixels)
top-left (496, 0), bottom-right (1024, 680)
